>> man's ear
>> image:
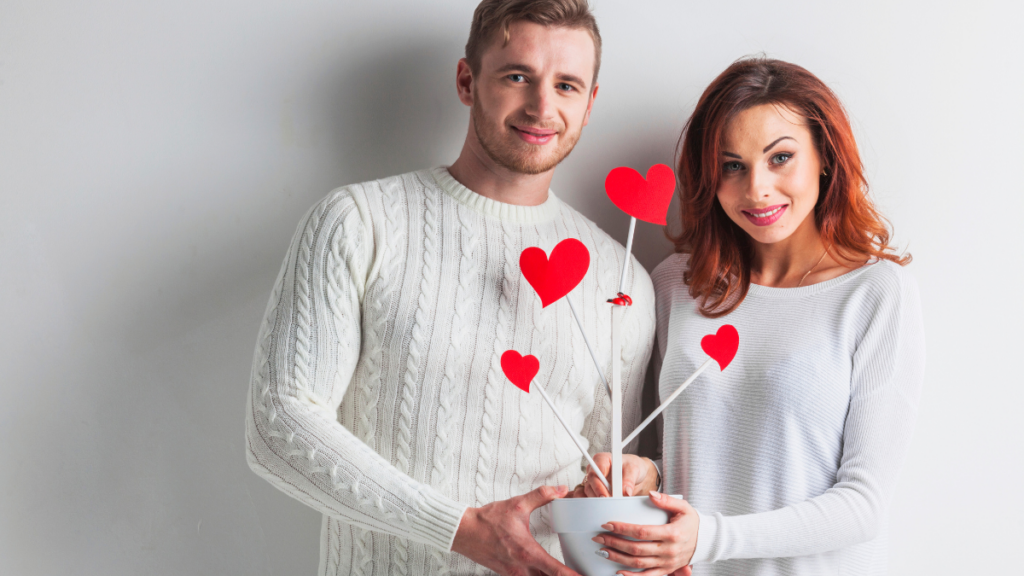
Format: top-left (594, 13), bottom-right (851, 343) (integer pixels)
top-left (582, 83), bottom-right (599, 127)
top-left (456, 58), bottom-right (475, 107)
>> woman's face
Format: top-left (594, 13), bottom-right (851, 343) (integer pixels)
top-left (715, 103), bottom-right (823, 247)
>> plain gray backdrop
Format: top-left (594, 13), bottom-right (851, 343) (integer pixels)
top-left (1, 1), bottom-right (1021, 574)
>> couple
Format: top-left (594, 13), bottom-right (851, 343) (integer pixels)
top-left (243, 0), bottom-right (925, 575)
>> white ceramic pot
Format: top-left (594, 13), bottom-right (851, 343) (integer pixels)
top-left (548, 495), bottom-right (679, 576)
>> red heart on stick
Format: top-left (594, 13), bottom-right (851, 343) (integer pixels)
top-left (501, 350), bottom-right (539, 393)
top-left (701, 324), bottom-right (739, 371)
top-left (520, 238), bottom-right (590, 308)
top-left (604, 164), bottom-right (676, 225)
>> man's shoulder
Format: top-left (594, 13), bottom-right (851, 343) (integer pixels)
top-left (324, 168), bottom-right (440, 204)
top-left (554, 201), bottom-right (627, 254)
top-left (553, 202), bottom-right (656, 300)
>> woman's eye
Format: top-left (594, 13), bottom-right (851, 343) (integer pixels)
top-left (723, 161), bottom-right (743, 173)
top-left (507, 74), bottom-right (526, 83)
top-left (770, 153), bottom-right (792, 165)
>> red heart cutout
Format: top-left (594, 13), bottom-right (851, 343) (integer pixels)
top-left (520, 238), bottom-right (590, 308)
top-left (604, 164), bottom-right (676, 225)
top-left (501, 350), bottom-right (539, 393)
top-left (701, 324), bottom-right (739, 371)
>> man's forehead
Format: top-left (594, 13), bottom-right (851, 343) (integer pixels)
top-left (479, 21), bottom-right (596, 85)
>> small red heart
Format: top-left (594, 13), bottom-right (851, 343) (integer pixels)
top-left (501, 350), bottom-right (539, 393)
top-left (520, 238), bottom-right (590, 308)
top-left (701, 325), bottom-right (739, 371)
top-left (604, 164), bottom-right (676, 225)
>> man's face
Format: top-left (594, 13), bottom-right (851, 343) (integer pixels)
top-left (465, 21), bottom-right (597, 175)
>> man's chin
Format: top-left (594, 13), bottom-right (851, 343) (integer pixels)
top-left (490, 148), bottom-right (571, 175)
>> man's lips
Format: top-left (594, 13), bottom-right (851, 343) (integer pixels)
top-left (512, 125), bottom-right (557, 145)
top-left (741, 204), bottom-right (787, 226)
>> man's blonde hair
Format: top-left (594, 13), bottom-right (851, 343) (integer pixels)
top-left (466, 0), bottom-right (602, 85)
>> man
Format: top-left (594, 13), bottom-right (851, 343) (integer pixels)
top-left (244, 1), bottom-right (656, 574)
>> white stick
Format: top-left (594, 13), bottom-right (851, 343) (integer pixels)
top-left (621, 357), bottom-right (715, 447)
top-left (534, 381), bottom-right (610, 490)
top-left (617, 217), bottom-right (636, 295)
top-left (610, 306), bottom-right (624, 498)
top-left (566, 296), bottom-right (611, 396)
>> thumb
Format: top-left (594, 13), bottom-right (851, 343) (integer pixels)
top-left (519, 485), bottom-right (568, 512)
top-left (591, 452), bottom-right (612, 475)
top-left (648, 491), bottom-right (691, 514)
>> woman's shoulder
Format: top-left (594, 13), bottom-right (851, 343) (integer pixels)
top-left (651, 252), bottom-right (691, 296)
top-left (845, 259), bottom-right (920, 303)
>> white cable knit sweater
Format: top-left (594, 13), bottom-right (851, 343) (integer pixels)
top-left (245, 167), bottom-right (655, 576)
top-left (652, 254), bottom-right (925, 575)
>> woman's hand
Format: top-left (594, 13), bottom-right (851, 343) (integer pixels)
top-left (570, 453), bottom-right (659, 498)
top-left (592, 491), bottom-right (699, 576)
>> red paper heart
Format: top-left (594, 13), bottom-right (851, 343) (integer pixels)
top-left (701, 324), bottom-right (739, 371)
top-left (501, 350), bottom-right (539, 393)
top-left (604, 164), bottom-right (676, 225)
top-left (520, 238), bottom-right (590, 308)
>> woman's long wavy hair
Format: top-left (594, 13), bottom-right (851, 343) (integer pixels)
top-left (672, 57), bottom-right (910, 318)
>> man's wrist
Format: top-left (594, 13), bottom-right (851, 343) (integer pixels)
top-left (643, 457), bottom-right (662, 491)
top-left (451, 506), bottom-right (479, 554)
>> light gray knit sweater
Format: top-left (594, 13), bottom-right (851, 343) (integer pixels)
top-left (652, 254), bottom-right (925, 575)
top-left (245, 167), bottom-right (655, 575)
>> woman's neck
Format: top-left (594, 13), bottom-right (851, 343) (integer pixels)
top-left (749, 218), bottom-right (849, 288)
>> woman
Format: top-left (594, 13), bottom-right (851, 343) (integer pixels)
top-left (578, 57), bottom-right (925, 575)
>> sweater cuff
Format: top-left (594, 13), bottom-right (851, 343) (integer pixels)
top-left (689, 509), bottom-right (719, 565)
top-left (409, 490), bottom-right (470, 552)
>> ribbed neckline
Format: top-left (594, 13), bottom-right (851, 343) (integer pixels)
top-left (746, 260), bottom-right (878, 299)
top-left (430, 166), bottom-right (561, 224)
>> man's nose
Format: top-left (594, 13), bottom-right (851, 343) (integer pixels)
top-left (524, 84), bottom-right (557, 120)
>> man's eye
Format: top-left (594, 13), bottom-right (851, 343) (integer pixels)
top-left (723, 161), bottom-right (744, 173)
top-left (770, 153), bottom-right (792, 165)
top-left (557, 83), bottom-right (574, 92)
top-left (507, 74), bottom-right (526, 83)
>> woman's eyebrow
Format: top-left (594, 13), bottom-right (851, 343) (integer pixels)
top-left (722, 151), bottom-right (742, 159)
top-left (763, 136), bottom-right (796, 153)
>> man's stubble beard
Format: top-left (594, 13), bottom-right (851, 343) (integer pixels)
top-left (471, 98), bottom-right (583, 176)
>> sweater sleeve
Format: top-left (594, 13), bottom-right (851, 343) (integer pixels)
top-left (244, 189), bottom-right (467, 552)
top-left (690, 270), bottom-right (926, 564)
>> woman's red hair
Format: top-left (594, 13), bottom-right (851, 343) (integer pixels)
top-left (673, 57), bottom-right (910, 318)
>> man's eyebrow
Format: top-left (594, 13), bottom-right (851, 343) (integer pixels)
top-left (722, 151), bottom-right (742, 159)
top-left (763, 136), bottom-right (796, 153)
top-left (495, 63), bottom-right (535, 75)
top-left (557, 73), bottom-right (588, 89)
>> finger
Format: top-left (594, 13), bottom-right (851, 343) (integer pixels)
top-left (592, 533), bottom-right (666, 558)
top-left (584, 471), bottom-right (611, 498)
top-left (518, 485), bottom-right (569, 512)
top-left (597, 546), bottom-right (660, 571)
top-left (600, 521), bottom-right (673, 542)
top-left (648, 491), bottom-right (691, 514)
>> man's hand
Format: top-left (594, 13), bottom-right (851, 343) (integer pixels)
top-left (570, 453), bottom-right (659, 498)
top-left (452, 485), bottom-right (582, 576)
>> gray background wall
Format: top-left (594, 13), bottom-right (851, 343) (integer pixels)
top-left (1, 1), bottom-right (1021, 574)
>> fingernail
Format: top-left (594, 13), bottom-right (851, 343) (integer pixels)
top-left (601, 523), bottom-right (613, 531)
top-left (651, 490), bottom-right (661, 498)
top-left (592, 536), bottom-right (605, 545)
top-left (595, 549), bottom-right (610, 559)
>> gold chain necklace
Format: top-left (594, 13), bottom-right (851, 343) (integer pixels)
top-left (797, 244), bottom-right (832, 287)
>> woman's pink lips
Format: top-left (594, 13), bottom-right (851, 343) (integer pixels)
top-left (512, 126), bottom-right (556, 145)
top-left (742, 204), bottom-right (787, 226)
